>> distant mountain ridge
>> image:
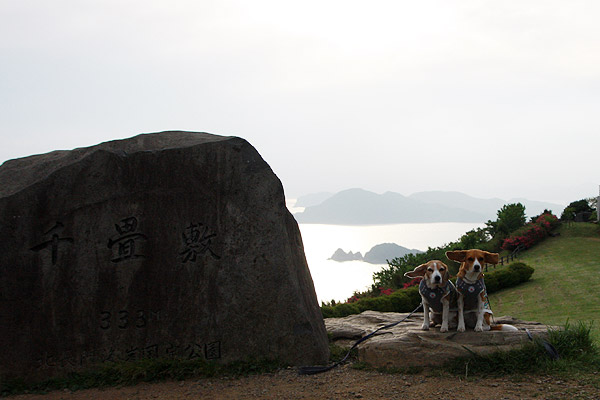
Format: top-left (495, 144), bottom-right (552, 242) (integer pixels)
top-left (408, 191), bottom-right (564, 220)
top-left (294, 192), bottom-right (334, 208)
top-left (293, 189), bottom-right (564, 225)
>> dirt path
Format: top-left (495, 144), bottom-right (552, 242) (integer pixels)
top-left (8, 367), bottom-right (600, 400)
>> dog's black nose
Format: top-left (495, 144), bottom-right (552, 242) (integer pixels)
top-left (434, 275), bottom-right (441, 282)
top-left (474, 265), bottom-right (481, 271)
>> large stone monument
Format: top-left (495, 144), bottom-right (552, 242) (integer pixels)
top-left (0, 131), bottom-right (329, 380)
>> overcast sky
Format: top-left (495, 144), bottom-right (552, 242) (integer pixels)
top-left (1, 1), bottom-right (599, 205)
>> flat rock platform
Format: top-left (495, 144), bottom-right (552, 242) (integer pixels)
top-left (325, 311), bottom-right (552, 369)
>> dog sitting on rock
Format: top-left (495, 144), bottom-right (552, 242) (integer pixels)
top-left (404, 260), bottom-right (457, 332)
top-left (446, 249), bottom-right (517, 332)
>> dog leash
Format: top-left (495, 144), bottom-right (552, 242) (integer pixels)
top-left (298, 302), bottom-right (423, 375)
top-left (524, 328), bottom-right (560, 360)
top-left (486, 290), bottom-right (559, 360)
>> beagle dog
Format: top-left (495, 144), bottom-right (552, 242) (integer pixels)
top-left (446, 249), bottom-right (517, 332)
top-left (404, 260), bottom-right (457, 332)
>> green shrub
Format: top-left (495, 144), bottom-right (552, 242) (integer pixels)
top-left (332, 303), bottom-right (361, 317)
top-left (475, 262), bottom-right (533, 295)
top-left (482, 273), bottom-right (499, 293)
top-left (388, 289), bottom-right (420, 311)
top-left (508, 262), bottom-right (535, 283)
top-left (355, 296), bottom-right (394, 313)
top-left (496, 268), bottom-right (519, 289)
top-left (321, 302), bottom-right (360, 318)
top-left (321, 306), bottom-right (335, 318)
top-left (322, 286), bottom-right (421, 318)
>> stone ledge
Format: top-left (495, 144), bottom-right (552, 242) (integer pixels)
top-left (325, 311), bottom-right (552, 368)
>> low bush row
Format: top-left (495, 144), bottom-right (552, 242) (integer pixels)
top-left (482, 262), bottom-right (534, 293)
top-left (321, 262), bottom-right (534, 318)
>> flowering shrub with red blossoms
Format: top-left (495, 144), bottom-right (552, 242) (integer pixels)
top-left (346, 295), bottom-right (360, 303)
top-left (502, 212), bottom-right (559, 251)
top-left (378, 287), bottom-right (394, 296)
top-left (402, 277), bottom-right (421, 289)
top-left (346, 279), bottom-right (420, 303)
top-left (536, 212), bottom-right (560, 228)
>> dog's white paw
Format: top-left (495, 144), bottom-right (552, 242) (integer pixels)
top-left (421, 323), bottom-right (430, 331)
top-left (440, 325), bottom-right (448, 333)
top-left (457, 324), bottom-right (465, 333)
top-left (474, 324), bottom-right (484, 332)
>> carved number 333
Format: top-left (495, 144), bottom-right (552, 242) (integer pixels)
top-left (100, 310), bottom-right (147, 330)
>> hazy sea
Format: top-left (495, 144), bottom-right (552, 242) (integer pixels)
top-left (298, 222), bottom-right (485, 304)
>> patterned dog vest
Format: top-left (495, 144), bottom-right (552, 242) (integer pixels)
top-left (456, 277), bottom-right (490, 311)
top-left (419, 279), bottom-right (457, 313)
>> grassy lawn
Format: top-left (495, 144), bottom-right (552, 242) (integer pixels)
top-left (488, 222), bottom-right (600, 341)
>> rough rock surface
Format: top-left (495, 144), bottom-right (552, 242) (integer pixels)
top-left (326, 311), bottom-right (551, 368)
top-left (0, 131), bottom-right (328, 380)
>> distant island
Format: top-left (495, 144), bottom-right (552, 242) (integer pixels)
top-left (293, 188), bottom-right (564, 225)
top-left (329, 243), bottom-right (423, 264)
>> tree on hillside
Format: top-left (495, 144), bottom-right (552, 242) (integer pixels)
top-left (459, 228), bottom-right (489, 249)
top-left (485, 203), bottom-right (526, 237)
top-left (561, 199), bottom-right (594, 220)
top-left (561, 207), bottom-right (576, 222)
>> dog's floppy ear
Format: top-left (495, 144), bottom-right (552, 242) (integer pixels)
top-left (483, 251), bottom-right (499, 265)
top-left (446, 250), bottom-right (467, 263)
top-left (404, 263), bottom-right (428, 279)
